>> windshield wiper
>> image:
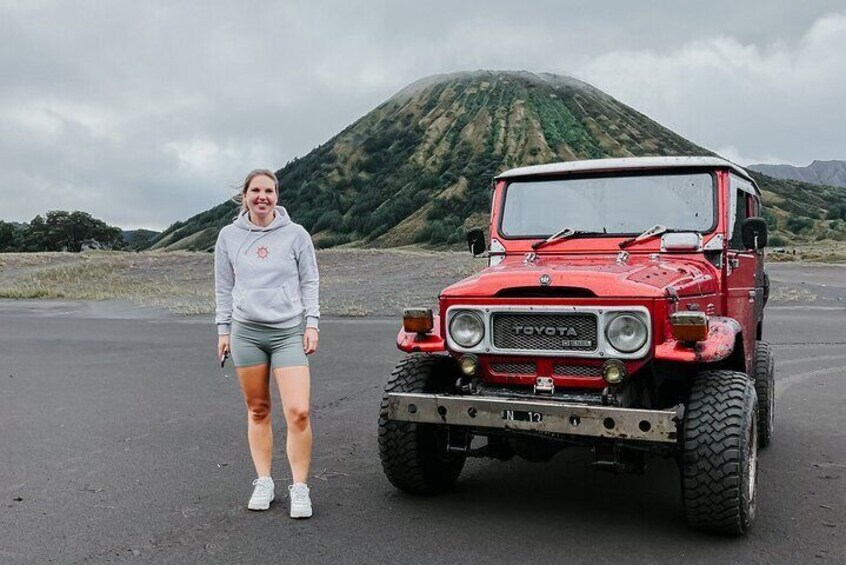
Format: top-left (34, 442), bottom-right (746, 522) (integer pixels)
top-left (532, 227), bottom-right (606, 251)
top-left (618, 224), bottom-right (670, 249)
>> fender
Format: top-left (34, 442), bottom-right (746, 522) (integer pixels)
top-left (396, 314), bottom-right (447, 353)
top-left (654, 316), bottom-right (742, 363)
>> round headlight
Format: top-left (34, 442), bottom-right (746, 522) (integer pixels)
top-left (449, 311), bottom-right (484, 348)
top-left (605, 314), bottom-right (648, 353)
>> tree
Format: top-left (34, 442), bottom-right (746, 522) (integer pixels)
top-left (0, 221), bottom-right (19, 251)
top-left (19, 215), bottom-right (48, 251)
top-left (38, 210), bottom-right (122, 251)
top-left (5, 211), bottom-right (123, 252)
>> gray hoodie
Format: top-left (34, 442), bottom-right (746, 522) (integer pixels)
top-left (214, 206), bottom-right (319, 335)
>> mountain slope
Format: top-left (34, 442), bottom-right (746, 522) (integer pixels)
top-left (151, 70), bottom-right (846, 250)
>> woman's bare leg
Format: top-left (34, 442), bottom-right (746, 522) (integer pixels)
top-left (273, 366), bottom-right (311, 484)
top-left (237, 363), bottom-right (273, 477)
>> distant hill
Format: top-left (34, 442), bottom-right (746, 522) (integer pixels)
top-left (150, 70), bottom-right (846, 251)
top-left (122, 229), bottom-right (160, 243)
top-left (122, 229), bottom-right (161, 251)
top-left (749, 160), bottom-right (846, 189)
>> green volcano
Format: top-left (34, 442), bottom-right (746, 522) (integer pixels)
top-left (151, 71), bottom-right (846, 250)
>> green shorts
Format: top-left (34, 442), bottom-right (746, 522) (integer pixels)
top-left (230, 320), bottom-right (309, 369)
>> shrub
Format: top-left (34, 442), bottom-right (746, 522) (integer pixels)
top-left (768, 234), bottom-right (788, 247)
top-left (786, 216), bottom-right (814, 234)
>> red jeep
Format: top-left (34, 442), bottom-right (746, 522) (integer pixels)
top-left (378, 157), bottom-right (774, 536)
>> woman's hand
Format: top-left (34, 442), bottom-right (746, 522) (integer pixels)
top-left (303, 327), bottom-right (319, 355)
top-left (217, 335), bottom-right (231, 362)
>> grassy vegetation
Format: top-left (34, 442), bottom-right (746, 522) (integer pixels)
top-left (0, 251), bottom-right (213, 313)
top-left (766, 242), bottom-right (846, 263)
top-left (0, 249), bottom-right (482, 316)
top-left (1, 247), bottom-right (842, 317)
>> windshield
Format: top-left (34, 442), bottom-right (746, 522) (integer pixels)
top-left (500, 172), bottom-right (715, 237)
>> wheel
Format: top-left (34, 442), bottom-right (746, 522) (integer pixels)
top-left (682, 370), bottom-right (759, 535)
top-left (378, 354), bottom-right (466, 494)
top-left (752, 341), bottom-right (775, 448)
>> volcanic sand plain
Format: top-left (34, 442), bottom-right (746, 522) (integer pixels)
top-left (0, 252), bottom-right (844, 564)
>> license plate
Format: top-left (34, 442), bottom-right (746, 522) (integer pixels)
top-left (502, 410), bottom-right (543, 423)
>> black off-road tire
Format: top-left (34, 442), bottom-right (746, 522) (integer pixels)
top-left (378, 354), bottom-right (466, 494)
top-left (753, 341), bottom-right (775, 448)
top-left (682, 370), bottom-right (759, 535)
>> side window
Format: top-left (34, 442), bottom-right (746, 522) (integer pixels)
top-left (749, 197), bottom-right (760, 217)
top-left (730, 189), bottom-right (749, 249)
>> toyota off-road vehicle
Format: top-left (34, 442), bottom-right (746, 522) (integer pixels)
top-left (378, 156), bottom-right (774, 535)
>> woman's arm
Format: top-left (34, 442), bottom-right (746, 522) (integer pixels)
top-left (295, 228), bottom-right (320, 331)
top-left (214, 232), bottom-right (235, 336)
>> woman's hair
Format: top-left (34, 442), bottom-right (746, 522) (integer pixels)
top-left (234, 169), bottom-right (279, 214)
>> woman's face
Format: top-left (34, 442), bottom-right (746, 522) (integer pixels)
top-left (245, 175), bottom-right (278, 218)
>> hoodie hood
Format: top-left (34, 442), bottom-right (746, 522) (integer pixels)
top-left (234, 206), bottom-right (292, 231)
top-left (442, 254), bottom-right (718, 299)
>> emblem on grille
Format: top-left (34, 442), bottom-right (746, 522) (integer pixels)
top-left (513, 325), bottom-right (578, 337)
top-left (539, 274), bottom-right (551, 286)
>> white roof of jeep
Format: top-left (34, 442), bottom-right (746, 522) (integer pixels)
top-left (496, 156), bottom-right (756, 184)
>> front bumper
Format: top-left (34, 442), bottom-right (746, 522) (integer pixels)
top-left (385, 393), bottom-right (683, 444)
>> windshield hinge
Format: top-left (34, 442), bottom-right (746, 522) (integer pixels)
top-left (616, 251), bottom-right (630, 265)
top-left (523, 252), bottom-right (538, 265)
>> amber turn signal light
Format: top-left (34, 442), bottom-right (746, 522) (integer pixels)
top-left (670, 311), bottom-right (709, 342)
top-left (403, 308), bottom-right (434, 334)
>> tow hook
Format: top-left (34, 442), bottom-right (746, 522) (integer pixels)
top-left (454, 376), bottom-right (478, 394)
top-left (593, 444), bottom-right (646, 474)
top-left (601, 386), bottom-right (621, 406)
top-left (534, 377), bottom-right (555, 395)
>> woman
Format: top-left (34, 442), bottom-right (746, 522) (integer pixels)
top-left (214, 169), bottom-right (319, 518)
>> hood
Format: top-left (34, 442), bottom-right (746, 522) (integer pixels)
top-left (233, 206), bottom-right (292, 231)
top-left (442, 254), bottom-right (718, 299)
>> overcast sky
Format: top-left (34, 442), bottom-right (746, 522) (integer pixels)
top-left (2, 1), bottom-right (844, 230)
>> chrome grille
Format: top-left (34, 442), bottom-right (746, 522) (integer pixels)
top-left (490, 362), bottom-right (535, 375)
top-left (492, 313), bottom-right (597, 352)
top-left (554, 364), bottom-right (602, 377)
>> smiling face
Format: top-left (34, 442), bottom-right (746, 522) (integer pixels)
top-left (244, 174), bottom-right (278, 224)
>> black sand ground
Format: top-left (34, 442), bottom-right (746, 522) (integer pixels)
top-left (0, 264), bottom-right (843, 564)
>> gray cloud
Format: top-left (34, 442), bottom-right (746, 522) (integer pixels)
top-left (1, 1), bottom-right (843, 229)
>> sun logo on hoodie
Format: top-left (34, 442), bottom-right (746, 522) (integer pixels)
top-left (256, 246), bottom-right (269, 259)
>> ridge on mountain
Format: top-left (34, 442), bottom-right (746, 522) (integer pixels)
top-left (150, 71), bottom-right (846, 251)
top-left (391, 70), bottom-right (603, 101)
top-left (749, 160), bottom-right (846, 189)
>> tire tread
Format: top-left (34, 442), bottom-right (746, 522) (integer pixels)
top-left (378, 354), bottom-right (465, 494)
top-left (682, 370), bottom-right (758, 535)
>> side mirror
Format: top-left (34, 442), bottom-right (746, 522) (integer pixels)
top-left (466, 228), bottom-right (487, 257)
top-left (741, 217), bottom-right (768, 250)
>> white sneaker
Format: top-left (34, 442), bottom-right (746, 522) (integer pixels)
top-left (288, 483), bottom-right (312, 518)
top-left (248, 477), bottom-right (275, 511)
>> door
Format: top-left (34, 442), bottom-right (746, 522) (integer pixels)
top-left (725, 176), bottom-right (761, 373)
